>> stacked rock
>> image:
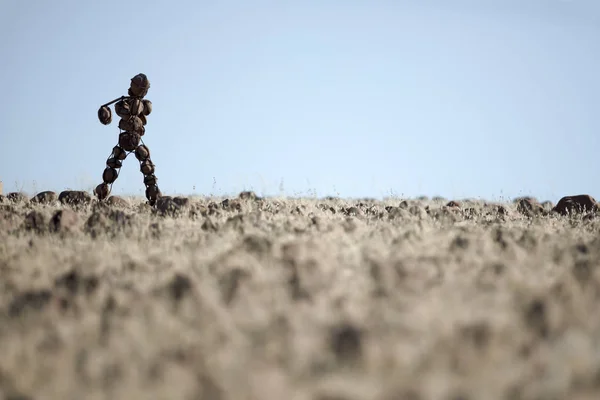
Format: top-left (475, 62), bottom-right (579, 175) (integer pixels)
top-left (95, 73), bottom-right (162, 205)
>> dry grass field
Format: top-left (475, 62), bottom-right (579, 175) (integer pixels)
top-left (1, 191), bottom-right (600, 400)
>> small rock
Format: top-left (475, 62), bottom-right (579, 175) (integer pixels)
top-left (59, 190), bottom-right (92, 207)
top-left (552, 194), bottom-right (599, 216)
top-left (222, 198), bottom-right (242, 212)
top-left (31, 191), bottom-right (58, 205)
top-left (239, 191), bottom-right (259, 200)
top-left (173, 196), bottom-right (190, 207)
top-left (106, 196), bottom-right (130, 208)
top-left (513, 196), bottom-right (537, 204)
top-left (517, 198), bottom-right (544, 217)
top-left (7, 192), bottom-right (29, 204)
top-left (49, 209), bottom-right (79, 234)
top-left (156, 196), bottom-right (187, 216)
top-left (446, 200), bottom-right (461, 208)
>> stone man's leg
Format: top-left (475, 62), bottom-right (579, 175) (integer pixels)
top-left (95, 145), bottom-right (128, 201)
top-left (135, 144), bottom-right (161, 205)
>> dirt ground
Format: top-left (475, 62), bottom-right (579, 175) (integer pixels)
top-left (1, 193), bottom-right (600, 400)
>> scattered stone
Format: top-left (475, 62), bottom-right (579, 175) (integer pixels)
top-left (552, 194), bottom-right (599, 216)
top-left (22, 211), bottom-right (47, 233)
top-left (31, 191), bottom-right (58, 205)
top-left (239, 191), bottom-right (258, 200)
top-left (517, 198), bottom-right (544, 217)
top-left (106, 196), bottom-right (130, 208)
top-left (156, 196), bottom-right (188, 216)
top-left (7, 192), bottom-right (28, 204)
top-left (49, 209), bottom-right (79, 234)
top-left (173, 196), bottom-right (190, 208)
top-left (59, 190), bottom-right (92, 207)
top-left (222, 198), bottom-right (241, 212)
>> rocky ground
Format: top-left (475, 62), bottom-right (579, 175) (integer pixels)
top-left (1, 190), bottom-right (600, 400)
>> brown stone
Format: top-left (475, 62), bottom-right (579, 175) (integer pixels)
top-left (106, 196), bottom-right (130, 208)
top-left (239, 191), bottom-right (258, 200)
top-left (7, 192), bottom-right (28, 204)
top-left (517, 198), bottom-right (544, 217)
top-left (59, 190), bottom-right (93, 206)
top-left (31, 191), bottom-right (57, 205)
top-left (156, 196), bottom-right (186, 216)
top-left (135, 145), bottom-right (150, 161)
top-left (446, 200), bottom-right (461, 208)
top-left (552, 195), bottom-right (599, 216)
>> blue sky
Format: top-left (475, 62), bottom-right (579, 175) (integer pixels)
top-left (1, 0), bottom-right (599, 202)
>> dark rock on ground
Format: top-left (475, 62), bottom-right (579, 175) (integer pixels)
top-left (517, 198), bottom-right (544, 217)
top-left (552, 194), bottom-right (599, 216)
top-left (238, 191), bottom-right (260, 201)
top-left (446, 201), bottom-right (461, 208)
top-left (31, 191), bottom-right (58, 205)
top-left (59, 191), bottom-right (92, 207)
top-left (221, 198), bottom-right (241, 212)
top-left (513, 196), bottom-right (537, 204)
top-left (156, 196), bottom-right (190, 216)
top-left (106, 196), bottom-right (130, 208)
top-left (7, 192), bottom-right (29, 204)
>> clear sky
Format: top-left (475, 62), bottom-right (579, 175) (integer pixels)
top-left (1, 0), bottom-right (599, 202)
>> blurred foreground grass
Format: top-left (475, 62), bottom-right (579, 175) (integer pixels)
top-left (1, 193), bottom-right (600, 400)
